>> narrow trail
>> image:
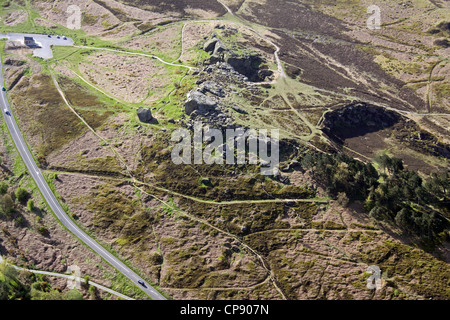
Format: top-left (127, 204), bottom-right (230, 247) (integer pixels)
top-left (135, 184), bottom-right (289, 300)
top-left (426, 59), bottom-right (446, 113)
top-left (171, 23), bottom-right (187, 64)
top-left (50, 71), bottom-right (101, 136)
top-left (216, 0), bottom-right (286, 78)
top-left (50, 68), bottom-right (290, 299)
top-left (0, 255), bottom-right (134, 300)
top-left (156, 70), bottom-right (190, 114)
top-left (162, 276), bottom-right (271, 292)
top-left (50, 69), bottom-right (135, 180)
top-left (73, 71), bottom-right (125, 104)
top-left (74, 45), bottom-right (194, 70)
top-left (45, 170), bottom-right (330, 207)
top-left (42, 3), bottom-right (448, 299)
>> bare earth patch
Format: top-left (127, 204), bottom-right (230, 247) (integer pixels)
top-left (3, 10), bottom-right (28, 26)
top-left (78, 51), bottom-right (171, 104)
top-left (121, 24), bottom-right (182, 61)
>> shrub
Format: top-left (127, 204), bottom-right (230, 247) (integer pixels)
top-left (15, 217), bottom-right (24, 226)
top-left (15, 187), bottom-right (29, 203)
top-left (27, 199), bottom-right (35, 212)
top-left (84, 275), bottom-right (90, 286)
top-left (64, 289), bottom-right (83, 300)
top-left (0, 182), bottom-right (8, 194)
top-left (0, 194), bottom-right (14, 217)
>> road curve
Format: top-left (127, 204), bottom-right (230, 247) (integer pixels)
top-left (0, 57), bottom-right (166, 300)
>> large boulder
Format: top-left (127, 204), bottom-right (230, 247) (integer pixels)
top-left (231, 105), bottom-right (248, 114)
top-left (184, 91), bottom-right (218, 115)
top-left (213, 40), bottom-right (227, 56)
top-left (137, 108), bottom-right (153, 123)
top-left (203, 37), bottom-right (220, 53)
top-left (205, 38), bottom-right (228, 64)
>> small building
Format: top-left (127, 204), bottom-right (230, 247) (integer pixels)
top-left (24, 36), bottom-right (35, 46)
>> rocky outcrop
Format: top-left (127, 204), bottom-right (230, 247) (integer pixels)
top-left (184, 90), bottom-right (218, 115)
top-left (213, 40), bottom-right (227, 56)
top-left (203, 37), bottom-right (220, 53)
top-left (202, 34), bottom-right (274, 82)
top-left (137, 108), bottom-right (153, 123)
top-left (231, 105), bottom-right (248, 114)
top-left (224, 52), bottom-right (273, 82)
top-left (181, 31), bottom-right (276, 129)
top-left (199, 81), bottom-right (226, 98)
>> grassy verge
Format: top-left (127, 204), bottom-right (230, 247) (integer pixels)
top-left (42, 171), bottom-right (169, 300)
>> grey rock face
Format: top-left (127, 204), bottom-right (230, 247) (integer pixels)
top-left (137, 108), bottom-right (153, 123)
top-left (231, 105), bottom-right (248, 114)
top-left (200, 81), bottom-right (226, 97)
top-left (184, 91), bottom-right (218, 115)
top-left (213, 40), bottom-right (227, 56)
top-left (204, 37), bottom-right (220, 53)
top-left (223, 53), bottom-right (269, 82)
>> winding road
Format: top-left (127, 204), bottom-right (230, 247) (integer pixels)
top-left (0, 52), bottom-right (166, 300)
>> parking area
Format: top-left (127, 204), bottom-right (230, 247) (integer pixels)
top-left (1, 33), bottom-right (74, 59)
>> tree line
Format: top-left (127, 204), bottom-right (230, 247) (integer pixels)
top-left (300, 152), bottom-right (449, 241)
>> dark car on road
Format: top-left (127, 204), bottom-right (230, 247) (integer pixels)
top-left (1, 87), bottom-right (5, 91)
top-left (137, 280), bottom-right (147, 288)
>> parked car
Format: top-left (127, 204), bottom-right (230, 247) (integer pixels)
top-left (1, 87), bottom-right (5, 91)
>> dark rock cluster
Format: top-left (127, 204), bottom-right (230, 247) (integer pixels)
top-left (183, 29), bottom-right (274, 130)
top-left (203, 35), bottom-right (273, 82)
